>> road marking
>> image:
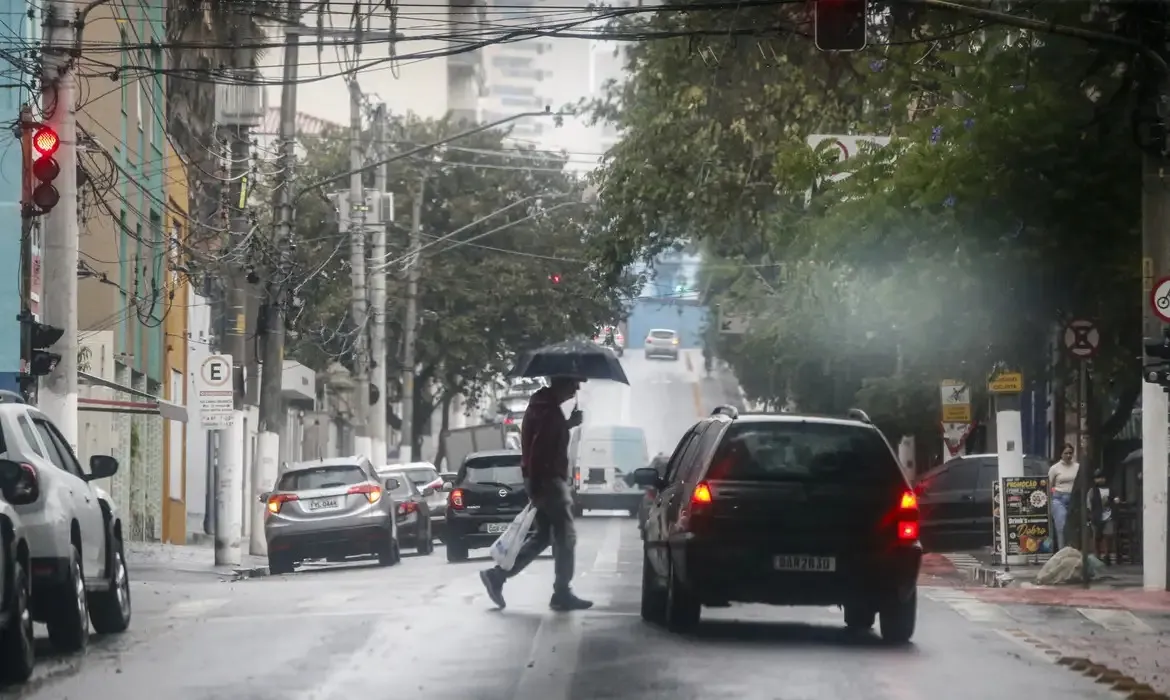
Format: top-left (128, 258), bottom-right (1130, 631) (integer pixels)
top-left (592, 517), bottom-right (622, 574)
top-left (922, 588), bottom-right (1013, 624)
top-left (165, 597), bottom-right (232, 619)
top-left (1076, 608), bottom-right (1155, 634)
top-left (512, 613), bottom-right (585, 700)
top-left (692, 382), bottom-right (702, 417)
top-left (685, 352), bottom-right (693, 373)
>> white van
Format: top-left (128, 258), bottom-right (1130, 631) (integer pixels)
top-left (570, 425), bottom-right (649, 517)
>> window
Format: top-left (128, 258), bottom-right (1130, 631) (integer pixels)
top-left (492, 55), bottom-right (532, 69)
top-left (677, 421), bottom-right (722, 484)
top-left (650, 330), bottom-right (677, 339)
top-left (492, 84), bottom-right (535, 97)
top-left (706, 422), bottom-right (904, 487)
top-left (278, 465), bottom-right (366, 491)
top-left (402, 467), bottom-right (439, 487)
top-left (17, 415), bottom-right (42, 457)
top-left (460, 455), bottom-right (524, 486)
top-left (500, 96), bottom-right (542, 108)
top-left (927, 460), bottom-right (978, 493)
top-left (33, 419), bottom-right (84, 479)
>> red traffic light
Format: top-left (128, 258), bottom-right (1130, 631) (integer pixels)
top-left (549, 274), bottom-right (562, 284)
top-left (32, 126), bottom-right (59, 157)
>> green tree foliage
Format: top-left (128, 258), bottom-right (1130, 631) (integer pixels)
top-left (593, 2), bottom-right (1148, 451)
top-left (284, 115), bottom-right (629, 452)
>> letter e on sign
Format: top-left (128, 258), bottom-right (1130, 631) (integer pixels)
top-left (200, 354), bottom-right (232, 388)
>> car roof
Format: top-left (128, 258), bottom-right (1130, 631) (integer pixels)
top-left (285, 456), bottom-right (369, 473)
top-left (714, 412), bottom-right (874, 430)
top-left (648, 328), bottom-right (678, 334)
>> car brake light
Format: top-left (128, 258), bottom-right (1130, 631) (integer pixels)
top-left (449, 488), bottom-right (465, 509)
top-left (397, 501), bottom-right (419, 515)
top-left (267, 493), bottom-right (299, 514)
top-left (504, 417), bottom-right (514, 425)
top-left (672, 338), bottom-right (679, 345)
top-left (691, 481), bottom-right (713, 505)
top-left (897, 489), bottom-right (919, 541)
top-left (348, 483), bottom-right (383, 504)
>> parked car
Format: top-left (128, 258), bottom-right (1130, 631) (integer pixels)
top-left (443, 450), bottom-right (531, 563)
top-left (262, 456), bottom-right (401, 574)
top-left (636, 405), bottom-right (920, 642)
top-left (378, 468), bottom-right (435, 555)
top-left (0, 390), bottom-right (129, 653)
top-left (644, 328), bottom-right (680, 360)
top-left (0, 460), bottom-right (36, 683)
top-left (914, 453), bottom-right (1049, 552)
top-left (386, 462), bottom-right (446, 534)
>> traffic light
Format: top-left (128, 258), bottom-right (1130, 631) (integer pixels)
top-left (549, 273), bottom-right (562, 284)
top-left (814, 0), bottom-right (868, 52)
top-left (26, 125), bottom-right (61, 214)
top-left (23, 315), bottom-right (63, 378)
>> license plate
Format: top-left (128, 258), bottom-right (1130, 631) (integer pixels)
top-left (773, 555), bottom-right (836, 572)
top-left (308, 497), bottom-right (340, 511)
top-left (485, 523), bottom-right (509, 534)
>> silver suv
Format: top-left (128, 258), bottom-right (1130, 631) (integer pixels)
top-left (261, 456), bottom-right (401, 574)
top-left (0, 460), bottom-right (36, 684)
top-left (0, 391), bottom-right (129, 654)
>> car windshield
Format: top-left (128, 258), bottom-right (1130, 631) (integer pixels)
top-left (462, 455), bottom-right (525, 486)
top-left (650, 330), bottom-right (675, 339)
top-left (278, 465), bottom-right (366, 491)
top-left (707, 422), bottom-right (903, 486)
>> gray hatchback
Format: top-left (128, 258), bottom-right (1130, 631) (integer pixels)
top-left (262, 456), bottom-right (401, 574)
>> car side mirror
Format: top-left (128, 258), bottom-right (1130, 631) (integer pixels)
top-left (258, 492), bottom-right (271, 504)
top-left (632, 467), bottom-right (661, 489)
top-left (88, 454), bottom-right (119, 480)
top-left (441, 481), bottom-right (454, 492)
top-left (422, 486), bottom-right (436, 497)
top-left (0, 459), bottom-right (39, 505)
top-left (384, 477), bottom-right (401, 491)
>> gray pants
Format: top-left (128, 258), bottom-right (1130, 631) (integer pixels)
top-left (503, 479), bottom-right (576, 594)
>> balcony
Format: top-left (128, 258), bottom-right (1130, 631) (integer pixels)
top-left (280, 360), bottom-right (316, 404)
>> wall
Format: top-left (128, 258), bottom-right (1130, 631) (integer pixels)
top-left (0, 1), bottom-right (37, 393)
top-left (162, 142), bottom-right (189, 543)
top-left (184, 291), bottom-right (212, 540)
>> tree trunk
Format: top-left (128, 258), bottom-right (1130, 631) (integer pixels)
top-left (434, 392), bottom-right (453, 469)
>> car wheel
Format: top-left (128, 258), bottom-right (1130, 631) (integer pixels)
top-left (46, 544), bottom-right (88, 652)
top-left (0, 555), bottom-right (34, 683)
top-left (879, 590), bottom-right (917, 644)
top-left (843, 604), bottom-right (875, 631)
top-left (377, 532), bottom-right (400, 567)
top-left (88, 526), bottom-right (131, 634)
top-left (446, 539), bottom-right (469, 563)
top-left (418, 526), bottom-right (434, 556)
top-left (664, 556), bottom-right (700, 633)
top-left (267, 552), bottom-right (295, 575)
top-left (640, 550), bottom-right (667, 624)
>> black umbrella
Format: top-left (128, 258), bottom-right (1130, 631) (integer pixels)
top-left (509, 338), bottom-right (630, 385)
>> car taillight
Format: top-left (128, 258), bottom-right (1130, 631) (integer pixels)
top-left (449, 488), bottom-right (465, 509)
top-left (691, 481), bottom-right (713, 505)
top-left (267, 493), bottom-right (298, 515)
top-left (348, 483), bottom-right (382, 504)
top-left (897, 489), bottom-right (919, 541)
top-left (397, 501), bottom-right (419, 515)
top-left (671, 338), bottom-right (679, 345)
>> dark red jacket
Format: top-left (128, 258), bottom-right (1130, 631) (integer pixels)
top-left (520, 387), bottom-right (569, 487)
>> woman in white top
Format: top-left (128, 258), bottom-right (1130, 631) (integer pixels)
top-left (1048, 443), bottom-right (1079, 550)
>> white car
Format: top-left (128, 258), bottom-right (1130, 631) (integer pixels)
top-left (0, 391), bottom-right (130, 652)
top-left (0, 461), bottom-right (35, 683)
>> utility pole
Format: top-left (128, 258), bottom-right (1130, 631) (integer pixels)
top-left (217, 124), bottom-right (250, 567)
top-left (370, 105), bottom-right (389, 463)
top-left (38, 0), bottom-right (80, 449)
top-left (253, 0), bottom-right (301, 557)
top-left (401, 175), bottom-right (424, 462)
top-left (348, 75), bottom-right (371, 459)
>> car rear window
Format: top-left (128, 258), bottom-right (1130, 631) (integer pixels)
top-left (650, 330), bottom-right (676, 339)
top-left (279, 465), bottom-right (366, 491)
top-left (403, 468), bottom-right (437, 486)
top-left (462, 455), bottom-right (525, 486)
top-left (706, 422), bottom-right (903, 485)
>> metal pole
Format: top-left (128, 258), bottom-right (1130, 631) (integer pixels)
top-left (1142, 150), bottom-right (1170, 592)
top-left (348, 78), bottom-right (370, 457)
top-left (1077, 359), bottom-right (1091, 588)
top-left (253, 0), bottom-right (300, 556)
top-left (38, 0), bottom-right (79, 449)
top-left (370, 106), bottom-right (389, 462)
top-left (217, 127), bottom-right (249, 566)
top-left (400, 175), bottom-right (423, 462)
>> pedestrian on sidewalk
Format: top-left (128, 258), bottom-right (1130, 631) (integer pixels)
top-left (1087, 469), bottom-right (1117, 565)
top-left (479, 375), bottom-right (593, 612)
top-left (1049, 443), bottom-right (1079, 550)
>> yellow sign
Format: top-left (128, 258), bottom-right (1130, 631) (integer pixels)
top-left (942, 404), bottom-right (972, 423)
top-left (988, 372), bottom-right (1023, 393)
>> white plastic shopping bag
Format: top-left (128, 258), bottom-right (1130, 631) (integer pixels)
top-left (490, 504), bottom-right (538, 572)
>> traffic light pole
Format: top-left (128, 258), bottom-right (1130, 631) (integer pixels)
top-left (38, 1), bottom-right (80, 449)
top-left (400, 174), bottom-right (424, 462)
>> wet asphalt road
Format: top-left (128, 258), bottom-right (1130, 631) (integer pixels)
top-left (0, 351), bottom-right (1125, 700)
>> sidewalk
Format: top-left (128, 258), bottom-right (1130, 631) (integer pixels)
top-left (125, 540), bottom-right (269, 579)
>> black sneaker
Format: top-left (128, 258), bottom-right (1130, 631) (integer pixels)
top-left (480, 569), bottom-right (507, 610)
top-left (549, 591), bottom-right (593, 612)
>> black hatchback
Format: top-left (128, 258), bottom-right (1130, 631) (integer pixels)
top-left (443, 450), bottom-right (530, 562)
top-left (635, 406), bottom-right (921, 643)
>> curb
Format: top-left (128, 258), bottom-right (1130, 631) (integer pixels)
top-left (231, 565), bottom-right (270, 580)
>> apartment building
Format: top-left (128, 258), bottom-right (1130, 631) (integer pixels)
top-left (74, 0), bottom-right (189, 543)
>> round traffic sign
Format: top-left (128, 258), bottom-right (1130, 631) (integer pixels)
top-left (200, 355), bottom-right (232, 387)
top-left (1063, 319), bottom-right (1100, 359)
top-left (1151, 276), bottom-right (1170, 323)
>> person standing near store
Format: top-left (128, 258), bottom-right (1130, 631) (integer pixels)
top-left (1048, 443), bottom-right (1080, 550)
